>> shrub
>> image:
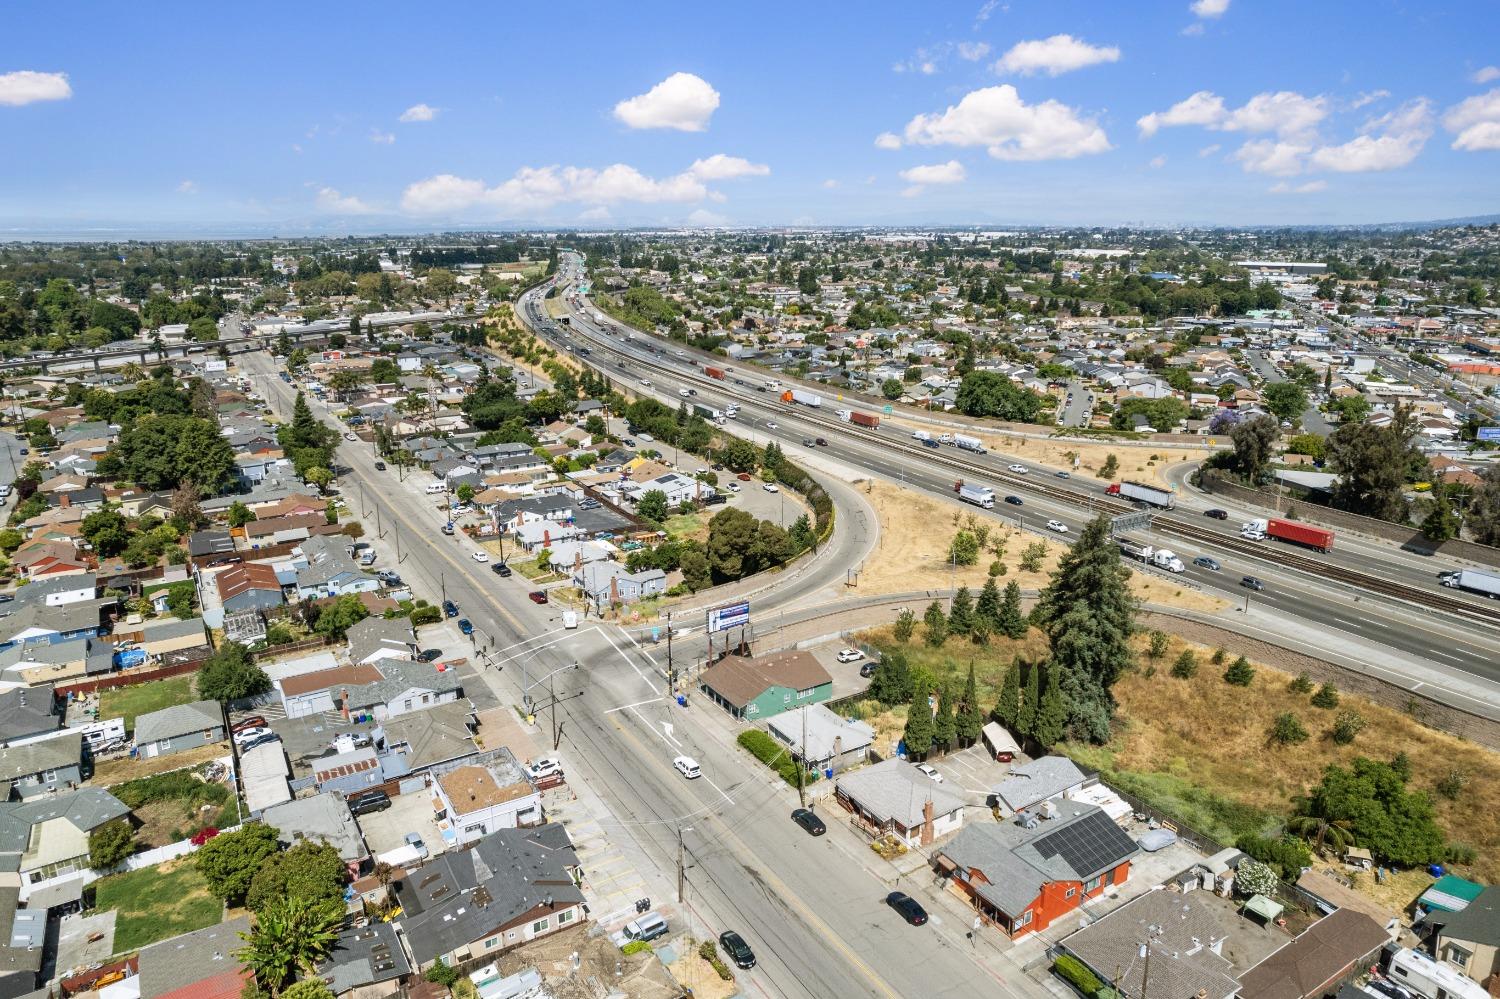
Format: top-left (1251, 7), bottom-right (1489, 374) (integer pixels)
top-left (1446, 843), bottom-right (1478, 866)
top-left (1289, 672), bottom-right (1314, 694)
top-left (737, 730), bottom-right (817, 788)
top-left (1053, 954), bottom-right (1104, 995)
top-left (697, 941), bottom-right (734, 982)
top-left (1331, 710), bottom-right (1366, 745)
top-left (1223, 656), bottom-right (1255, 687)
top-left (1236, 832), bottom-right (1312, 878)
top-left (424, 960), bottom-right (460, 988)
top-left (1147, 630), bottom-right (1169, 661)
top-left (1436, 769), bottom-right (1470, 801)
top-left (409, 605), bottom-right (442, 626)
top-left (1210, 646), bottom-right (1227, 666)
top-left (1270, 712), bottom-right (1308, 746)
top-left (1171, 650), bottom-right (1197, 679)
top-left (1311, 683), bottom-right (1340, 709)
top-left (1234, 859), bottom-right (1280, 898)
top-left (621, 940), bottom-right (652, 956)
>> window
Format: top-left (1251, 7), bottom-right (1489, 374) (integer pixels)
top-left (403, 699), bottom-right (413, 711)
top-left (1020, 910), bottom-right (1032, 926)
top-left (1443, 944), bottom-right (1473, 968)
top-left (557, 909), bottom-right (575, 926)
top-left (531, 917), bottom-right (550, 934)
top-left (1065, 887), bottom-right (1077, 899)
top-left (1085, 875), bottom-right (1102, 893)
top-left (484, 938), bottom-right (498, 950)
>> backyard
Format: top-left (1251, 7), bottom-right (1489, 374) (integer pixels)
top-left (93, 859), bottom-right (222, 954)
top-left (108, 769), bottom-right (236, 847)
top-left (100, 674), bottom-right (198, 733)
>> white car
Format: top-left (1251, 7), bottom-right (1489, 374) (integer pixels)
top-left (343, 432), bottom-right (357, 441)
top-left (1007, 464), bottom-right (1029, 474)
top-left (639, 378), bottom-right (652, 386)
top-left (639, 433), bottom-right (655, 443)
top-left (765, 421), bottom-right (779, 430)
top-left (472, 551), bottom-right (489, 563)
top-left (529, 757), bottom-right (563, 780)
top-left (836, 648), bottom-right (864, 663)
top-left (726, 482), bottom-right (741, 493)
top-left (233, 726), bottom-right (272, 746)
top-left (763, 483), bottom-right (779, 493)
top-left (1046, 520), bottom-right (1069, 534)
top-left (914, 764), bottom-right (944, 784)
top-left (673, 755), bottom-right (702, 780)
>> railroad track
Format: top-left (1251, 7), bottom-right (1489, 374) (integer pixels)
top-left (522, 282), bottom-right (1500, 632)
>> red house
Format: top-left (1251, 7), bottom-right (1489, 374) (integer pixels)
top-left (934, 802), bottom-right (1138, 940)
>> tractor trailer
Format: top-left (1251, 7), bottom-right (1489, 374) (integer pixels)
top-left (781, 389), bottom-right (823, 408)
top-left (850, 411), bottom-right (880, 428)
top-left (953, 433), bottom-right (986, 454)
top-left (1106, 481), bottom-right (1176, 509)
top-left (954, 481), bottom-right (995, 509)
top-left (1241, 518), bottom-right (1335, 552)
top-left (692, 404), bottom-right (722, 421)
top-left (1117, 539), bottom-right (1186, 573)
top-left (1439, 569), bottom-right (1500, 599)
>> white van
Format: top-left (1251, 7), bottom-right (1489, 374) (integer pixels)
top-left (562, 610), bottom-right (579, 630)
top-left (425, 482), bottom-right (446, 495)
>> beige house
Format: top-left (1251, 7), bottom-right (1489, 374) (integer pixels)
top-left (1436, 886), bottom-right (1500, 987)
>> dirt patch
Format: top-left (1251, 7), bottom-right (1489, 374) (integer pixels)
top-left (667, 942), bottom-right (738, 999)
top-left (129, 798), bottom-right (229, 848)
top-left (89, 743), bottom-right (231, 788)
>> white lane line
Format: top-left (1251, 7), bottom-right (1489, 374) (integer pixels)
top-left (629, 705), bottom-right (682, 748)
top-left (606, 697), bottom-right (665, 714)
top-left (489, 626), bottom-right (572, 656)
top-left (596, 626), bottom-right (654, 686)
top-left (490, 631), bottom-right (576, 665)
top-left (1430, 650), bottom-right (1468, 664)
top-left (706, 776), bottom-right (736, 807)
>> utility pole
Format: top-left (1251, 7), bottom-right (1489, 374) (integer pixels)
top-left (677, 826), bottom-right (686, 903)
top-left (666, 611), bottom-right (674, 694)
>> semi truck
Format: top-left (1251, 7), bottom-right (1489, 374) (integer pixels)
top-left (954, 481), bottom-right (995, 509)
top-left (692, 404), bottom-right (722, 421)
top-left (1117, 540), bottom-right (1186, 573)
top-left (704, 366), bottom-right (726, 380)
top-left (1439, 568), bottom-right (1500, 599)
top-left (953, 433), bottom-right (986, 454)
top-left (850, 411), bottom-right (880, 429)
top-left (781, 389), bottom-right (822, 408)
top-left (1241, 518), bottom-right (1335, 552)
top-left (912, 429), bottom-right (933, 443)
top-left (1106, 481), bottom-right (1176, 509)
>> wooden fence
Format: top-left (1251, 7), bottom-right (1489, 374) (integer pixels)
top-left (56, 653), bottom-right (210, 697)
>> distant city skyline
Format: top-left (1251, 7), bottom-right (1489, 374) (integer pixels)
top-left (3, 0), bottom-right (1498, 232)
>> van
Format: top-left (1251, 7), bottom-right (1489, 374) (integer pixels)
top-left (562, 610), bottom-right (579, 630)
top-left (425, 482), bottom-right (446, 495)
top-left (623, 912), bottom-right (669, 943)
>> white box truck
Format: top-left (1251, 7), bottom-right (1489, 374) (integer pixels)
top-left (789, 388), bottom-right (822, 408)
top-left (955, 482), bottom-right (995, 509)
top-left (1439, 569), bottom-right (1500, 599)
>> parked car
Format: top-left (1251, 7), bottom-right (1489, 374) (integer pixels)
top-left (417, 648), bottom-right (443, 662)
top-left (1240, 575), bottom-right (1265, 591)
top-left (791, 808), bottom-right (826, 836)
top-left (239, 733), bottom-right (278, 753)
top-left (1046, 520), bottom-right (1069, 533)
top-left (376, 570), bottom-right (402, 585)
top-left (835, 648), bottom-right (864, 663)
top-left (233, 726), bottom-right (271, 746)
top-left (726, 482), bottom-right (741, 493)
top-left (859, 661), bottom-right (878, 678)
top-left (343, 432), bottom-right (357, 441)
top-left (442, 600), bottom-right (459, 617)
top-left (528, 590), bottom-right (549, 604)
top-left (673, 755), bottom-right (702, 779)
top-left (472, 551), bottom-right (489, 563)
top-left (458, 618), bottom-right (474, 636)
top-left (374, 460), bottom-right (386, 471)
top-left (529, 757), bottom-right (563, 780)
top-left (1004, 495), bottom-right (1024, 506)
top-left (718, 931), bottom-right (756, 970)
top-left (349, 790), bottom-right (391, 815)
top-left (619, 912), bottom-right (669, 943)
top-left (441, 522), bottom-right (455, 536)
top-left (231, 716), bottom-right (267, 734)
top-left (404, 832), bottom-right (428, 858)
top-left (763, 483), bottom-right (779, 493)
top-left (1204, 509), bottom-right (1230, 520)
top-left (913, 764), bottom-right (944, 784)
top-left (492, 562), bottom-right (512, 577)
top-left (886, 891), bottom-right (928, 926)
top-left (1193, 556), bottom-right (1221, 571)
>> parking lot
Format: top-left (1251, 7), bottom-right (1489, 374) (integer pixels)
top-left (358, 782), bottom-right (449, 859)
top-left (806, 642), bottom-right (878, 700)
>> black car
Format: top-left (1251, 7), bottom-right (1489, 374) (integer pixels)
top-left (1004, 495), bottom-right (1024, 506)
top-left (886, 891), bottom-right (928, 926)
top-left (417, 648), bottom-right (443, 662)
top-left (349, 790), bottom-right (391, 815)
top-left (1205, 508), bottom-right (1230, 520)
top-left (1240, 575), bottom-right (1265, 591)
top-left (718, 931), bottom-right (756, 969)
top-left (791, 808), bottom-right (826, 836)
top-left (814, 437), bottom-right (828, 446)
top-left (442, 599), bottom-right (459, 617)
top-left (859, 661), bottom-right (877, 678)
top-left (374, 461), bottom-right (386, 471)
top-left (492, 562), bottom-right (513, 577)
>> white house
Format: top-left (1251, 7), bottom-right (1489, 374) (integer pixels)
top-left (626, 472), bottom-right (715, 508)
top-left (431, 751), bottom-right (541, 845)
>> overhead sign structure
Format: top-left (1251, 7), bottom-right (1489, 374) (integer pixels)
top-left (1110, 511), bottom-right (1153, 535)
top-left (706, 601), bottom-right (751, 634)
top-left (1479, 427), bottom-right (1500, 443)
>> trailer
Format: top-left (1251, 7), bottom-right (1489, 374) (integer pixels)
top-left (692, 403), bottom-right (722, 421)
top-left (912, 429), bottom-right (933, 442)
top-left (1440, 568), bottom-right (1500, 599)
top-left (954, 481), bottom-right (995, 509)
top-left (1242, 518), bottom-right (1335, 552)
top-left (1106, 481), bottom-right (1176, 509)
top-left (788, 389), bottom-right (822, 408)
top-left (704, 366), bottom-right (726, 380)
top-left (1117, 540), bottom-right (1185, 573)
top-left (850, 412), bottom-right (880, 429)
top-left (953, 433), bottom-right (986, 454)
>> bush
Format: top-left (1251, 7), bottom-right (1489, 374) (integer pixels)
top-left (1210, 646), bottom-right (1226, 666)
top-left (1236, 832), bottom-right (1312, 878)
top-left (1223, 656), bottom-right (1255, 687)
top-left (89, 819), bottom-right (136, 869)
top-left (737, 730), bottom-right (817, 788)
top-left (1311, 683), bottom-right (1340, 709)
top-left (697, 941), bottom-right (734, 982)
top-left (1270, 712), bottom-right (1308, 746)
top-left (1234, 858), bottom-right (1280, 898)
top-left (1171, 650), bottom-right (1197, 679)
top-left (424, 960), bottom-right (460, 988)
top-left (1053, 954), bottom-right (1104, 995)
top-left (1436, 769), bottom-right (1470, 800)
top-left (1289, 672), bottom-right (1314, 694)
top-left (410, 605), bottom-right (442, 626)
top-left (1331, 710), bottom-right (1366, 745)
top-left (621, 940), bottom-right (652, 956)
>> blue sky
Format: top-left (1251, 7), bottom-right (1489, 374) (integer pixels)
top-left (2, 0), bottom-right (1498, 232)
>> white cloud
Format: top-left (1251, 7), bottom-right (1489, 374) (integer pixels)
top-left (1309, 99), bottom-right (1431, 172)
top-left (1198, 143), bottom-right (1222, 157)
top-left (370, 129), bottom-right (395, 145)
top-left (1138, 91), bottom-right (1227, 136)
top-left (0, 70), bottom-right (72, 107)
top-left (822, 179), bottom-right (840, 189)
top-left (900, 84), bottom-right (1111, 160)
top-left (874, 131), bottom-right (903, 150)
top-left (1181, 22), bottom-right (1204, 36)
top-left (1444, 88), bottom-right (1500, 151)
top-left (1350, 89), bottom-right (1390, 110)
top-left (578, 206), bottom-right (610, 220)
top-left (1232, 140), bottom-right (1311, 175)
top-left (613, 72), bottom-right (719, 131)
top-left (684, 154), bottom-right (770, 181)
top-left (317, 187), bottom-right (377, 214)
top-left (686, 208), bottom-right (727, 226)
top-left (899, 160), bottom-right (967, 185)
top-left (1138, 90), bottom-right (1326, 139)
top-left (176, 180), bottom-right (198, 194)
top-left (1148, 154), bottom-right (1167, 168)
top-left (1269, 180), bottom-right (1327, 194)
top-left (994, 35), bottom-right (1120, 77)
top-left (1190, 0), bottom-right (1230, 17)
top-left (1471, 66), bottom-right (1500, 85)
top-left (957, 41), bottom-right (991, 61)
top-left (974, 0), bottom-right (1000, 25)
top-left (399, 103), bottom-right (437, 122)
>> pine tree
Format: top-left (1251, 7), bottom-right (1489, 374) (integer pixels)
top-left (923, 600), bottom-right (947, 647)
top-left (948, 587), bottom-right (974, 637)
top-left (1017, 661), bottom-right (1040, 739)
top-left (976, 578), bottom-right (1002, 630)
top-left (1033, 667), bottom-right (1067, 749)
top-left (869, 650), bottom-right (912, 706)
top-left (997, 580), bottom-right (1027, 639)
top-left (1031, 515), bottom-right (1137, 743)
top-left (903, 687), bottom-right (934, 760)
top-left (1224, 656), bottom-right (1255, 687)
top-left (955, 664), bottom-right (983, 747)
top-left (993, 659), bottom-right (1020, 729)
top-left (933, 683), bottom-right (956, 755)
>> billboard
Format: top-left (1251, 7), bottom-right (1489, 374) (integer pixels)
top-left (706, 601), bottom-right (751, 634)
top-left (1479, 427), bottom-right (1500, 443)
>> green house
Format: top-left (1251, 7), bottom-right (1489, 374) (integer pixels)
top-left (699, 650), bottom-right (833, 720)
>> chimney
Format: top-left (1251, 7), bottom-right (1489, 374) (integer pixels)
top-left (921, 797), bottom-right (935, 847)
top-left (609, 575), bottom-right (619, 605)
top-left (59, 494), bottom-right (70, 508)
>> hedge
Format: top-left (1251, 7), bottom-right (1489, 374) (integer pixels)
top-left (763, 452), bottom-right (834, 544)
top-left (737, 729), bottom-right (819, 788)
top-left (1054, 954), bottom-right (1105, 996)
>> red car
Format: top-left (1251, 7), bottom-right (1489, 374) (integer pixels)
top-left (230, 716), bottom-right (267, 733)
top-left (528, 591), bottom-right (549, 605)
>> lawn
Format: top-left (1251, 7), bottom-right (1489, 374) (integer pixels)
top-left (663, 512), bottom-right (707, 543)
top-left (100, 674), bottom-right (197, 733)
top-left (93, 859), bottom-right (222, 954)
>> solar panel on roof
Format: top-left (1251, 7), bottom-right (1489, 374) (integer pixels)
top-left (1032, 810), bottom-right (1135, 878)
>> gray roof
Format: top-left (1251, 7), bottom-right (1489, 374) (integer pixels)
top-left (188, 530), bottom-right (236, 557)
top-left (296, 547), bottom-right (364, 588)
top-left (0, 732), bottom-right (81, 781)
top-left (992, 755), bottom-right (1087, 813)
top-left (765, 704), bottom-right (874, 762)
top-left (381, 702), bottom-right (477, 771)
top-left (0, 686), bottom-right (59, 744)
top-left (0, 601), bottom-right (105, 639)
top-left (1436, 884), bottom-right (1500, 947)
top-left (396, 824), bottom-right (583, 965)
top-left (261, 793), bottom-right (368, 862)
top-left (0, 789), bottom-right (130, 872)
top-left (134, 700), bottom-right (223, 743)
top-left (137, 914), bottom-right (251, 999)
top-left (345, 659), bottom-right (463, 710)
top-left (0, 637), bottom-right (101, 674)
top-left (834, 758), bottom-right (968, 827)
top-left (139, 617), bottom-right (208, 644)
top-left (0, 886), bottom-right (43, 987)
top-left (318, 921), bottom-right (409, 996)
top-left (1060, 887), bottom-right (1240, 999)
top-left (11, 575), bottom-right (96, 609)
top-left (346, 616), bottom-right (415, 665)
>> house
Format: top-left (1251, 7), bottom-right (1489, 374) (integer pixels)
top-left (345, 616), bottom-right (417, 666)
top-left (0, 636), bottom-right (113, 686)
top-left (214, 562), bottom-right (285, 614)
top-left (573, 562), bottom-right (666, 610)
top-left (244, 513), bottom-right (325, 547)
top-left (344, 659), bottom-right (464, 721)
top-left (0, 600), bottom-right (106, 652)
top-left (133, 701), bottom-right (225, 758)
top-left (380, 702), bottom-right (478, 774)
top-left (241, 740), bottom-right (292, 815)
top-left (765, 704), bottom-right (874, 772)
top-left (1239, 909), bottom-right (1390, 999)
top-left (188, 529), bottom-right (237, 562)
top-left (431, 750), bottom-right (541, 844)
top-left (625, 472), bottom-right (715, 507)
top-left (394, 824), bottom-right (584, 970)
top-left (834, 758), bottom-right (967, 848)
top-left (293, 536), bottom-right (381, 600)
top-left (0, 732), bottom-right (83, 798)
top-left (699, 650), bottom-right (833, 721)
top-left (278, 663), bottom-right (384, 719)
top-left (260, 793), bottom-right (368, 874)
top-left (137, 915), bottom-right (252, 999)
top-left (0, 685), bottom-right (61, 746)
top-left (1058, 887), bottom-right (1240, 999)
top-left (934, 801), bottom-right (1138, 940)
top-left (0, 886), bottom-right (44, 999)
top-left (1431, 884), bottom-right (1500, 986)
top-left (992, 755), bottom-right (1088, 814)
top-left (317, 919), bottom-right (410, 999)
top-left (0, 788), bottom-right (130, 884)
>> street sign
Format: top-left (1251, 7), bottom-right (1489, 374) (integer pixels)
top-left (706, 601), bottom-right (751, 633)
top-left (1110, 511), bottom-right (1153, 535)
top-left (1479, 427), bottom-right (1500, 443)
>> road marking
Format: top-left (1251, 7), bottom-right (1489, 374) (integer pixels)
top-left (705, 776), bottom-right (736, 807)
top-left (629, 705), bottom-right (682, 748)
top-left (489, 627), bottom-right (572, 656)
top-left (1430, 650), bottom-right (1467, 664)
top-left (606, 697), bottom-right (664, 714)
top-left (490, 631), bottom-right (577, 665)
top-left (595, 624), bottom-right (656, 687)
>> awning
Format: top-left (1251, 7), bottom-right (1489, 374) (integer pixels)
top-left (1244, 894), bottom-right (1285, 923)
top-left (1419, 875), bottom-right (1485, 914)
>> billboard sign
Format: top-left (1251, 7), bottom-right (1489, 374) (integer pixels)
top-left (706, 601), bottom-right (751, 634)
top-left (1479, 427), bottom-right (1500, 442)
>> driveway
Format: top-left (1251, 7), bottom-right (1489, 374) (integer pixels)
top-left (920, 742), bottom-right (1015, 797)
top-left (806, 643), bottom-right (876, 700)
top-left (357, 783), bottom-right (447, 860)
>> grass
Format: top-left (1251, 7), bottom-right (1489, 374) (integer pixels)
top-left (663, 512), bottom-right (706, 542)
top-left (110, 769), bottom-right (235, 848)
top-left (94, 860), bottom-right (222, 954)
top-left (101, 674), bottom-right (197, 733)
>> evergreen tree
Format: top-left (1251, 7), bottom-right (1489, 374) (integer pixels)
top-left (933, 683), bottom-right (956, 755)
top-left (1017, 661), bottom-right (1040, 739)
top-left (976, 578), bottom-right (1002, 630)
top-left (993, 659), bottom-right (1021, 729)
top-left (903, 687), bottom-right (934, 760)
top-left (869, 650), bottom-right (912, 706)
top-left (997, 580), bottom-right (1027, 639)
top-left (948, 587), bottom-right (974, 637)
top-left (1031, 515), bottom-right (1137, 743)
top-left (1033, 667), bottom-right (1067, 749)
top-left (1224, 656), bottom-right (1256, 686)
top-left (955, 664), bottom-right (983, 747)
top-left (923, 600), bottom-right (947, 647)
top-left (1420, 486), bottom-right (1461, 542)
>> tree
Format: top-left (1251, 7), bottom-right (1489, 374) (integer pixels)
top-left (236, 895), bottom-right (342, 998)
top-left (922, 600), bottom-right (947, 647)
top-left (637, 489), bottom-right (668, 523)
top-left (1171, 650), bottom-right (1198, 679)
top-left (89, 819), bottom-right (136, 869)
top-left (869, 650), bottom-right (913, 706)
top-left (1019, 541), bottom-right (1047, 573)
top-left (892, 607), bottom-right (915, 643)
top-left (948, 586), bottom-right (974, 637)
top-left (1031, 515), bottom-right (1136, 743)
top-left (1467, 464), bottom-right (1500, 546)
top-left (1098, 453), bottom-right (1119, 479)
top-left (1017, 661), bottom-right (1040, 738)
top-left (1326, 406), bottom-right (1422, 522)
top-left (933, 683), bottom-right (956, 754)
top-left (1285, 433), bottom-right (1326, 461)
top-left (1311, 682), bottom-right (1340, 709)
top-left (1224, 656), bottom-right (1255, 686)
top-left (955, 664), bottom-right (983, 747)
top-left (975, 578), bottom-right (1001, 631)
top-left (948, 530), bottom-right (980, 566)
top-left (993, 659), bottom-right (1021, 729)
top-left (1270, 712), bottom-right (1309, 746)
top-left (881, 378), bottom-right (904, 400)
top-left (1234, 859), bottom-right (1280, 898)
top-left (1147, 629), bottom-right (1169, 662)
top-left (312, 593), bottom-right (368, 641)
top-left (1229, 414), bottom-right (1280, 483)
top-left (955, 371), bottom-right (1046, 422)
top-left (81, 509), bottom-right (131, 557)
top-left (1420, 486), bottom-right (1461, 542)
top-left (1032, 668), bottom-right (1067, 749)
top-left (172, 483), bottom-right (204, 530)
top-left (424, 961), bottom-right (461, 988)
top-left (227, 501), bottom-right (257, 528)
top-left (1262, 382), bottom-right (1308, 423)
top-left (997, 581), bottom-right (1027, 639)
top-left (246, 841), bottom-right (348, 913)
top-left (197, 642), bottom-right (271, 703)
top-left (281, 981), bottom-right (334, 999)
top-left (1331, 710), bottom-right (1367, 745)
top-left (113, 414), bottom-right (237, 493)
top-left (198, 822), bottom-right (281, 904)
top-left (1297, 757), bottom-right (1446, 866)
top-left (903, 687), bottom-right (934, 760)
top-left (304, 467), bottom-right (333, 494)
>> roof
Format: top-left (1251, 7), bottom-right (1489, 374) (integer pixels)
top-left (137, 915), bottom-right (252, 999)
top-left (380, 702), bottom-right (477, 770)
top-left (318, 920), bottom-right (410, 996)
top-left (1061, 889), bottom-right (1240, 999)
top-left (260, 793), bottom-right (368, 862)
top-left (699, 651), bottom-right (832, 708)
top-left (279, 662), bottom-right (383, 698)
top-left (0, 886), bottom-right (43, 983)
top-left (187, 530), bottom-right (235, 557)
top-left (1420, 875), bottom-right (1486, 914)
top-left (0, 731), bottom-right (81, 780)
top-left (344, 659), bottom-right (463, 709)
top-left (981, 721), bottom-right (1021, 754)
top-left (765, 704), bottom-right (874, 761)
top-left (1434, 884), bottom-right (1500, 948)
top-left (835, 757), bottom-right (968, 827)
top-left (993, 755), bottom-right (1087, 812)
top-left (1239, 909), bottom-right (1391, 999)
top-left (0, 685), bottom-right (59, 744)
top-left (345, 616), bottom-right (415, 665)
top-left (214, 563), bottom-right (282, 602)
top-left (1295, 869), bottom-right (1400, 929)
top-left (134, 701), bottom-right (222, 743)
top-left (436, 761), bottom-right (534, 816)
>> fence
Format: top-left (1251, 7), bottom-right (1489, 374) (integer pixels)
top-left (56, 654), bottom-right (209, 697)
top-left (1085, 774), bottom-right (1229, 858)
top-left (251, 636), bottom-right (329, 662)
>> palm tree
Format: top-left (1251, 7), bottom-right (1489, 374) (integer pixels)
top-left (237, 896), bottom-right (342, 998)
top-left (1287, 812), bottom-right (1357, 856)
top-left (120, 361), bottom-right (144, 383)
